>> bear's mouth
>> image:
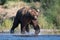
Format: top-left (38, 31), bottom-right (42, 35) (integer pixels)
top-left (34, 16), bottom-right (38, 20)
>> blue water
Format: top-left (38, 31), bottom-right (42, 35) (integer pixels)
top-left (0, 35), bottom-right (60, 40)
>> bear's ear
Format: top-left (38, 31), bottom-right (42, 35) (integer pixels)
top-left (37, 9), bottom-right (40, 12)
top-left (37, 9), bottom-right (41, 13)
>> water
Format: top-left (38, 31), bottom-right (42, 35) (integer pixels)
top-left (0, 29), bottom-right (60, 40)
top-left (0, 35), bottom-right (60, 40)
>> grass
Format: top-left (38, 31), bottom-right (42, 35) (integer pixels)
top-left (0, 19), bottom-right (13, 30)
top-left (0, 1), bottom-right (60, 34)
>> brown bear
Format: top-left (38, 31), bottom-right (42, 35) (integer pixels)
top-left (10, 7), bottom-right (40, 35)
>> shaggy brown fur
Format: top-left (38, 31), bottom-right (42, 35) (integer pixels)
top-left (10, 7), bottom-right (40, 35)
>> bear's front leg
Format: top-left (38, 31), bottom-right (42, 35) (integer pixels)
top-left (32, 20), bottom-right (40, 35)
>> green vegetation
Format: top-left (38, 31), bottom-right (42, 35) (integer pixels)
top-left (0, 19), bottom-right (13, 30)
top-left (0, 0), bottom-right (6, 5)
top-left (40, 0), bottom-right (60, 29)
top-left (0, 0), bottom-right (60, 32)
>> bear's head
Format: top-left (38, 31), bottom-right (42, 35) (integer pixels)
top-left (28, 7), bottom-right (40, 20)
top-left (22, 7), bottom-right (40, 20)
